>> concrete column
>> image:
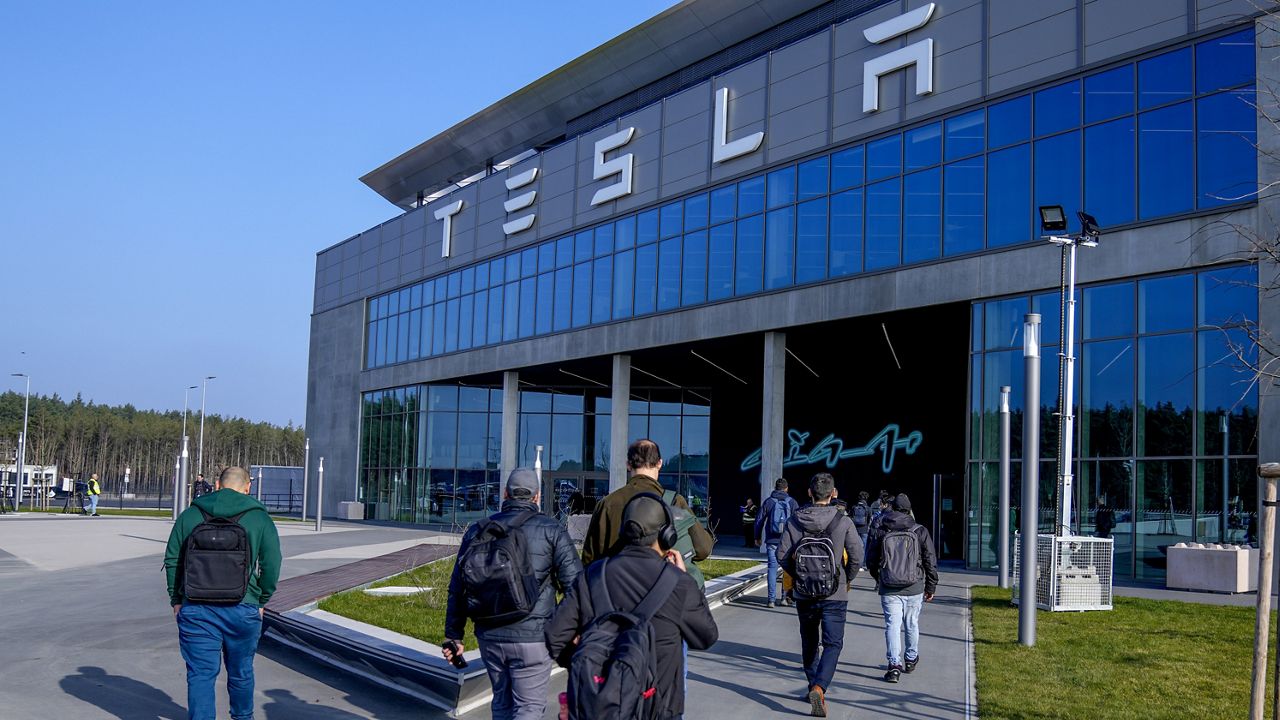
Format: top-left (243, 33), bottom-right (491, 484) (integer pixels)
top-left (610, 354), bottom-right (632, 491)
top-left (500, 371), bottom-right (519, 498)
top-left (761, 332), bottom-right (786, 502)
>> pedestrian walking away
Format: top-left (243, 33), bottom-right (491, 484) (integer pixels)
top-left (755, 478), bottom-right (799, 607)
top-left (163, 466), bottom-right (281, 720)
top-left (444, 468), bottom-right (582, 720)
top-left (86, 473), bottom-right (102, 516)
top-left (865, 493), bottom-right (939, 684)
top-left (851, 491), bottom-right (872, 569)
top-left (547, 492), bottom-right (718, 720)
top-left (778, 473), bottom-right (863, 717)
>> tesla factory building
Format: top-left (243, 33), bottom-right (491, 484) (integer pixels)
top-left (308, 0), bottom-right (1276, 582)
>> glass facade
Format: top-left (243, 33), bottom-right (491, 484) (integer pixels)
top-left (967, 265), bottom-right (1259, 581)
top-left (363, 29), bottom-right (1256, 370)
top-left (359, 386), bottom-right (711, 525)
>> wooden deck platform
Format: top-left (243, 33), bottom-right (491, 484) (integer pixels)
top-left (266, 543), bottom-right (456, 612)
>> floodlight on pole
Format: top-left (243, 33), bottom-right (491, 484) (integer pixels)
top-left (12, 373), bottom-right (30, 511)
top-left (1039, 206), bottom-right (1101, 537)
top-left (197, 376), bottom-right (216, 480)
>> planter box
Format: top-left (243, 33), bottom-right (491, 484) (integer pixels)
top-left (1167, 543), bottom-right (1258, 593)
top-left (338, 501), bottom-right (364, 520)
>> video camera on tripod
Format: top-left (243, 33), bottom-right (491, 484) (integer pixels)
top-left (61, 478), bottom-right (89, 515)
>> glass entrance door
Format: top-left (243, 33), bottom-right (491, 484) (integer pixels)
top-left (544, 472), bottom-right (609, 519)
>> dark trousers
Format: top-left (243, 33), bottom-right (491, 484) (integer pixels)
top-left (796, 599), bottom-right (847, 692)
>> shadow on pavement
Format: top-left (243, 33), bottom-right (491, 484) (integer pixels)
top-left (263, 689), bottom-right (367, 719)
top-left (256, 637), bottom-right (437, 719)
top-left (59, 666), bottom-right (187, 720)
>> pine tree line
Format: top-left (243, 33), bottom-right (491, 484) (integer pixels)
top-left (0, 391), bottom-right (304, 494)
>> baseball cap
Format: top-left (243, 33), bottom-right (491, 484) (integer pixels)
top-left (621, 492), bottom-right (670, 543)
top-left (506, 468), bottom-right (540, 498)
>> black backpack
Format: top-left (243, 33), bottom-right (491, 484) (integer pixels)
top-left (879, 528), bottom-right (923, 589)
top-left (181, 508), bottom-right (253, 604)
top-left (568, 559), bottom-right (680, 720)
top-left (790, 513), bottom-right (844, 600)
top-left (460, 511), bottom-right (541, 625)
top-left (851, 502), bottom-right (870, 529)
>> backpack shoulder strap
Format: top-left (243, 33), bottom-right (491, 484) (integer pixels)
top-left (195, 506), bottom-right (212, 522)
top-left (227, 510), bottom-right (251, 524)
top-left (821, 511), bottom-right (844, 538)
top-left (662, 489), bottom-right (676, 507)
top-left (632, 563), bottom-right (680, 621)
top-left (505, 510), bottom-right (537, 529)
top-left (587, 559), bottom-right (615, 616)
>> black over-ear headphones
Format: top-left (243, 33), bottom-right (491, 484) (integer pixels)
top-left (624, 491), bottom-right (678, 552)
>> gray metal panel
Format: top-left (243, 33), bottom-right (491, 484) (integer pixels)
top-left (989, 0), bottom-right (1074, 35)
top-left (660, 87), bottom-right (711, 197)
top-left (615, 103), bottom-right (664, 214)
top-left (988, 7), bottom-right (1078, 93)
top-left (766, 96), bottom-right (829, 163)
top-left (574, 121), bottom-right (623, 226)
top-left (536, 144), bottom-right (577, 240)
top-left (1083, 0), bottom-right (1187, 64)
top-left (831, 2), bottom-right (905, 143)
top-left (306, 301), bottom-right (365, 511)
top-left (710, 57), bottom-right (769, 182)
top-left (1197, 0), bottom-right (1258, 28)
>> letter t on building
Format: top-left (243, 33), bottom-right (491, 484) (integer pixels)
top-left (434, 200), bottom-right (464, 258)
top-left (862, 3), bottom-right (936, 113)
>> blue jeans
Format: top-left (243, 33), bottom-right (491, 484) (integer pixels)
top-left (796, 599), bottom-right (847, 692)
top-left (177, 603), bottom-right (262, 720)
top-left (881, 593), bottom-right (924, 668)
top-left (87, 494), bottom-right (98, 515)
top-left (766, 543), bottom-right (780, 602)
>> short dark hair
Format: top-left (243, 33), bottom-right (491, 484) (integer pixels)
top-left (774, 478), bottom-right (788, 491)
top-left (627, 439), bottom-right (662, 471)
top-left (858, 491), bottom-right (870, 503)
top-left (810, 473), bottom-right (835, 501)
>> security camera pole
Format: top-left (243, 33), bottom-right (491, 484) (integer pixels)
top-left (1039, 206), bottom-right (1100, 537)
top-left (998, 385), bottom-right (1012, 589)
top-left (1019, 314), bottom-right (1042, 647)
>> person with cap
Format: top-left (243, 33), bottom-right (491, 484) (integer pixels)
top-left (444, 468), bottom-right (582, 720)
top-left (546, 492), bottom-right (719, 720)
top-left (864, 493), bottom-right (939, 684)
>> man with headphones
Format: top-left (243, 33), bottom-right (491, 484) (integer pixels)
top-left (546, 492), bottom-right (718, 720)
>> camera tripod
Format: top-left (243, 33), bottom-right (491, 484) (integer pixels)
top-left (61, 491), bottom-right (88, 515)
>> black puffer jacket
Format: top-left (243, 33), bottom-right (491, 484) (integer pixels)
top-left (445, 499), bottom-right (582, 643)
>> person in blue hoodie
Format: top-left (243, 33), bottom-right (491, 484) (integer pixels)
top-left (755, 477), bottom-right (800, 607)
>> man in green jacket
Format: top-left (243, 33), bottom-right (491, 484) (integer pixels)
top-left (164, 466), bottom-right (281, 720)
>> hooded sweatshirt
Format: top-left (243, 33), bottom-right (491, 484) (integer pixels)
top-left (777, 503), bottom-right (863, 604)
top-left (865, 510), bottom-right (939, 597)
top-left (755, 489), bottom-right (800, 545)
top-left (164, 488), bottom-right (282, 607)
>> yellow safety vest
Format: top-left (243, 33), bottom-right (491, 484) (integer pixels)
top-left (87, 479), bottom-right (101, 496)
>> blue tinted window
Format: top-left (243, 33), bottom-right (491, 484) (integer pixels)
top-left (984, 296), bottom-right (1029, 350)
top-left (657, 237), bottom-right (681, 310)
top-left (535, 273), bottom-right (553, 335)
top-left (400, 311), bottom-right (413, 359)
top-left (434, 303), bottom-right (448, 354)
top-left (1199, 265), bottom-right (1257, 327)
top-left (767, 165), bottom-right (796, 209)
top-left (555, 237), bottom-right (573, 268)
top-left (988, 95), bottom-right (1031, 148)
top-left (1034, 131), bottom-right (1081, 234)
top-left (1138, 102), bottom-right (1194, 219)
top-left (684, 193), bottom-right (709, 230)
top-left (515, 250), bottom-right (533, 280)
top-left (407, 309), bottom-right (421, 359)
top-left (1085, 65), bottom-right (1134, 124)
top-left (448, 272), bottom-right (462, 297)
top-left (473, 265), bottom-right (487, 292)
top-left (532, 243), bottom-right (552, 274)
top-left (682, 230), bottom-right (708, 306)
top-left (830, 188), bottom-right (863, 277)
top-left (945, 110), bottom-right (984, 161)
top-left (866, 178), bottom-right (901, 270)
top-left (798, 156), bottom-right (829, 200)
top-left (1035, 80), bottom-right (1081, 136)
top-left (615, 216), bottom-right (636, 250)
top-left (1139, 48), bottom-right (1191, 109)
top-left (1139, 274), bottom-right (1194, 333)
top-left (832, 146), bottom-right (864, 189)
top-left (472, 291), bottom-right (487, 346)
top-left (436, 277), bottom-right (449, 302)
top-left (612, 250), bottom-right (634, 320)
top-left (1084, 117), bottom-right (1135, 227)
top-left (710, 185), bottom-right (736, 224)
top-left (765, 206), bottom-right (795, 290)
top-left (944, 157), bottom-right (984, 256)
top-left (903, 169), bottom-right (941, 264)
top-left (637, 209), bottom-right (658, 245)
top-left (517, 279), bottom-right (535, 338)
top-left (796, 198), bottom-right (827, 284)
top-left (867, 135), bottom-right (901, 181)
top-left (708, 223), bottom-right (734, 301)
top-left (502, 283), bottom-right (519, 341)
top-left (1198, 89), bottom-right (1257, 208)
top-left (553, 267), bottom-right (572, 331)
top-left (504, 254), bottom-right (520, 283)
top-left (571, 263), bottom-right (592, 328)
top-left (1083, 281), bottom-right (1134, 339)
top-left (660, 202), bottom-right (683, 238)
top-left (1196, 28), bottom-right (1255, 94)
top-left (739, 176), bottom-right (765, 215)
top-left (634, 244), bottom-right (657, 315)
top-left (905, 123), bottom-right (942, 170)
top-left (592, 256), bottom-right (612, 323)
top-left (460, 269), bottom-right (474, 296)
top-left (735, 215), bottom-right (764, 295)
top-left (594, 224), bottom-right (613, 257)
top-left (987, 144), bottom-right (1031, 248)
top-left (574, 231), bottom-right (593, 262)
top-left (487, 287), bottom-right (503, 343)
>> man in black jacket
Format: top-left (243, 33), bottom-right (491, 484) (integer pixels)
top-left (865, 493), bottom-right (939, 684)
top-left (546, 492), bottom-right (718, 720)
top-left (444, 468), bottom-right (581, 720)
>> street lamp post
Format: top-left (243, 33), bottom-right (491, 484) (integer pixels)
top-left (1019, 313), bottom-right (1042, 647)
top-left (182, 385), bottom-right (197, 441)
top-left (197, 376), bottom-right (216, 479)
top-left (12, 374), bottom-right (30, 511)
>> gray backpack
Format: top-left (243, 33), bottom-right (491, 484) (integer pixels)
top-left (879, 529), bottom-right (922, 589)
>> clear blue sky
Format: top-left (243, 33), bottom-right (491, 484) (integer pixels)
top-left (1, 1), bottom-right (675, 427)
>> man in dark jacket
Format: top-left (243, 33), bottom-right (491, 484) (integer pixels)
top-left (755, 478), bottom-right (800, 607)
top-left (865, 493), bottom-right (939, 684)
top-left (444, 468), bottom-right (581, 720)
top-left (546, 492), bottom-right (718, 720)
top-left (778, 473), bottom-right (863, 717)
top-left (164, 466), bottom-right (281, 720)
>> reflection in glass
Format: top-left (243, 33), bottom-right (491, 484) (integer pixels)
top-left (986, 144), bottom-right (1031, 247)
top-left (1198, 329), bottom-right (1258, 456)
top-left (1198, 264), bottom-right (1257, 328)
top-left (1197, 458), bottom-right (1257, 544)
top-left (796, 198), bottom-right (828, 284)
top-left (634, 244), bottom-right (657, 315)
top-left (867, 135), bottom-right (901, 181)
top-left (612, 250), bottom-right (634, 320)
top-left (1084, 118), bottom-right (1135, 227)
top-left (1080, 459), bottom-right (1134, 577)
top-left (735, 215), bottom-right (764, 295)
top-left (865, 178), bottom-right (900, 270)
top-left (764, 206), bottom-right (795, 290)
top-left (1081, 340), bottom-right (1134, 458)
top-left (945, 110), bottom-right (984, 161)
top-left (1138, 103), bottom-right (1194, 219)
top-left (572, 263), bottom-right (592, 328)
top-left (1034, 131), bottom-right (1081, 234)
top-left (944, 158), bottom-right (983, 256)
top-left (1138, 274), bottom-right (1194, 334)
top-left (829, 189), bottom-right (863, 277)
top-left (682, 230), bottom-right (708, 306)
top-left (831, 145), bottom-right (863, 190)
top-left (1083, 281), bottom-right (1134, 340)
top-left (903, 168), bottom-right (941, 263)
top-left (1137, 333), bottom-right (1194, 457)
top-left (553, 267), bottom-right (572, 331)
top-left (1135, 459), bottom-right (1193, 581)
top-left (905, 122), bottom-right (941, 169)
top-left (708, 223), bottom-right (734, 301)
top-left (1084, 65), bottom-right (1134, 124)
top-left (1197, 89), bottom-right (1258, 208)
top-left (1034, 80), bottom-right (1080, 136)
top-left (657, 237), bottom-right (681, 311)
top-left (1138, 47), bottom-right (1191, 109)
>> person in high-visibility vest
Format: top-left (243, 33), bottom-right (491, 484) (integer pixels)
top-left (86, 473), bottom-right (102, 517)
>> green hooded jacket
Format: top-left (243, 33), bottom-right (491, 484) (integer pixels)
top-left (163, 488), bottom-right (282, 607)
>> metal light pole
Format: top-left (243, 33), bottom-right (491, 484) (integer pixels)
top-left (12, 374), bottom-right (30, 511)
top-left (172, 457), bottom-right (181, 519)
top-left (315, 457), bottom-right (324, 532)
top-left (197, 376), bottom-right (215, 479)
top-left (535, 444), bottom-right (544, 513)
top-left (182, 385), bottom-right (197, 441)
top-left (1019, 314), bottom-right (1042, 647)
top-left (256, 466), bottom-right (263, 503)
top-left (998, 385), bottom-right (1012, 589)
top-left (301, 438), bottom-right (310, 522)
top-left (122, 466), bottom-right (130, 510)
top-left (1222, 416), bottom-right (1230, 543)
